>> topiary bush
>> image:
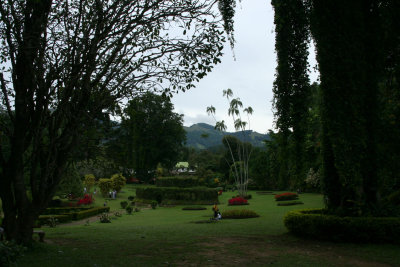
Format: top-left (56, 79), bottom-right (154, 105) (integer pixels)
top-left (222, 209), bottom-right (260, 219)
top-left (98, 178), bottom-right (113, 197)
top-left (120, 201), bottom-right (128, 209)
top-left (126, 206), bottom-right (133, 214)
top-left (156, 176), bottom-right (199, 188)
top-left (284, 209), bottom-right (400, 243)
top-left (275, 192), bottom-right (299, 201)
top-left (111, 173), bottom-right (126, 192)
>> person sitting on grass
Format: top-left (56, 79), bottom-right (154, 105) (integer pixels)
top-left (212, 203), bottom-right (219, 219)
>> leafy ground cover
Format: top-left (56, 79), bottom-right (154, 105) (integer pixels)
top-left (15, 185), bottom-right (400, 266)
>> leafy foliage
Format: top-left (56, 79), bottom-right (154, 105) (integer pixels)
top-left (0, 0), bottom-right (225, 243)
top-left (109, 92), bottom-right (186, 182)
top-left (111, 173), bottom-right (126, 192)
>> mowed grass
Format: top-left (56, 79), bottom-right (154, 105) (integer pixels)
top-left (17, 185), bottom-right (400, 266)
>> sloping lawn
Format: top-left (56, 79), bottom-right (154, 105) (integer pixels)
top-left (16, 186), bottom-right (400, 266)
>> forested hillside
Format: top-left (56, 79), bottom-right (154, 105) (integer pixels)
top-left (184, 123), bottom-right (270, 149)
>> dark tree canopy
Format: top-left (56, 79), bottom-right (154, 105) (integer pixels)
top-left (0, 0), bottom-right (225, 244)
top-left (115, 92), bottom-right (186, 181)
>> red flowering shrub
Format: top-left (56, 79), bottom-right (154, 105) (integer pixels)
top-left (77, 194), bottom-right (94, 206)
top-left (218, 190), bottom-right (223, 195)
top-left (228, 197), bottom-right (248, 205)
top-left (274, 192), bottom-right (298, 201)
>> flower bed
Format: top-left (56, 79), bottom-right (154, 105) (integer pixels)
top-left (77, 194), bottom-right (94, 206)
top-left (274, 192), bottom-right (298, 201)
top-left (228, 196), bottom-right (248, 205)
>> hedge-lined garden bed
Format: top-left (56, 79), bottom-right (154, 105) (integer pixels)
top-left (284, 208), bottom-right (400, 243)
top-left (136, 186), bottom-right (218, 205)
top-left (38, 206), bottom-right (110, 225)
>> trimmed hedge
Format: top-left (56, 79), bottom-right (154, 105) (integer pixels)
top-left (277, 201), bottom-right (304, 206)
top-left (42, 206), bottom-right (92, 215)
top-left (156, 176), bottom-right (198, 188)
top-left (284, 209), bottom-right (400, 244)
top-left (69, 206), bottom-right (110, 220)
top-left (38, 214), bottom-right (73, 225)
top-left (136, 186), bottom-right (218, 205)
top-left (221, 209), bottom-right (260, 219)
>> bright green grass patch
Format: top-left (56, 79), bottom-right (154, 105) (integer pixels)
top-left (14, 186), bottom-right (400, 266)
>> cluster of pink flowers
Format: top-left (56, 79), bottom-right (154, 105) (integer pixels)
top-left (228, 197), bottom-right (248, 205)
top-left (77, 194), bottom-right (94, 205)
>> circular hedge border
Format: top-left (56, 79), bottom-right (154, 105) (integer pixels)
top-left (284, 209), bottom-right (400, 244)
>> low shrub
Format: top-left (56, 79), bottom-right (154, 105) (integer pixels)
top-left (0, 241), bottom-right (26, 267)
top-left (134, 207), bottom-right (140, 212)
top-left (128, 196), bottom-right (135, 201)
top-left (228, 197), bottom-right (248, 206)
top-left (42, 206), bottom-right (92, 215)
top-left (182, 206), bottom-right (207, 210)
top-left (99, 213), bottom-right (111, 223)
top-left (277, 201), bottom-right (304, 206)
top-left (156, 176), bottom-right (199, 188)
top-left (222, 209), bottom-right (260, 219)
top-left (150, 201), bottom-right (157, 209)
top-left (275, 192), bottom-right (299, 201)
top-left (120, 201), bottom-right (128, 209)
top-left (126, 206), bottom-right (133, 214)
top-left (38, 214), bottom-right (72, 225)
top-left (284, 209), bottom-right (400, 243)
top-left (71, 207), bottom-right (110, 221)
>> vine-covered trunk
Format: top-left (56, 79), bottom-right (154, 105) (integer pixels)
top-left (310, 0), bottom-right (383, 214)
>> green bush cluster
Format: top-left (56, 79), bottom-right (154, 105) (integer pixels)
top-left (284, 209), bottom-right (400, 243)
top-left (0, 241), bottom-right (26, 267)
top-left (156, 176), bottom-right (199, 188)
top-left (221, 209), bottom-right (260, 219)
top-left (135, 186), bottom-right (218, 205)
top-left (120, 201), bottom-right (128, 209)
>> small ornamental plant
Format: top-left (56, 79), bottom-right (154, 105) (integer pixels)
top-left (77, 194), bottom-right (94, 206)
top-left (126, 206), bottom-right (133, 215)
top-left (274, 192), bottom-right (299, 201)
top-left (120, 201), bottom-right (128, 209)
top-left (228, 196), bottom-right (248, 206)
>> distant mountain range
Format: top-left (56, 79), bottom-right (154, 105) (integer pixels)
top-left (184, 123), bottom-right (270, 149)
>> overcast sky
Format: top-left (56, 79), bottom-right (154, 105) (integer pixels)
top-left (171, 0), bottom-right (317, 134)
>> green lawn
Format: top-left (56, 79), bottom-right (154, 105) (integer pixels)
top-left (16, 185), bottom-right (400, 266)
